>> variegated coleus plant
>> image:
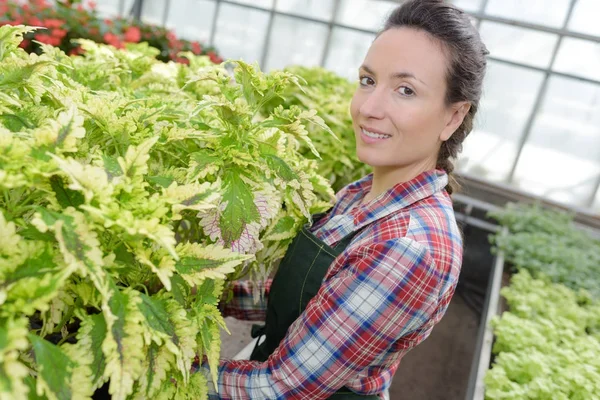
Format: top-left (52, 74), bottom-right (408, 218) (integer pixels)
top-left (0, 26), bottom-right (335, 400)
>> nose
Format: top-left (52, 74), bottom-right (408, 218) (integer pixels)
top-left (359, 87), bottom-right (386, 120)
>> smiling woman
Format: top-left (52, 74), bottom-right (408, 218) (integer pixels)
top-left (196, 1), bottom-right (489, 399)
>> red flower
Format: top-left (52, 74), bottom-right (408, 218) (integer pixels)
top-left (175, 57), bottom-right (190, 65)
top-left (103, 32), bottom-right (123, 49)
top-left (191, 41), bottom-right (202, 55)
top-left (89, 27), bottom-right (99, 36)
top-left (123, 26), bottom-right (141, 43)
top-left (44, 19), bottom-right (64, 29)
top-left (27, 16), bottom-right (42, 26)
top-left (51, 28), bottom-right (67, 39)
top-left (69, 46), bottom-right (84, 56)
top-left (208, 51), bottom-right (222, 64)
top-left (104, 18), bottom-right (113, 26)
top-left (35, 33), bottom-right (61, 46)
top-left (166, 31), bottom-right (177, 42)
top-left (88, 0), bottom-right (97, 9)
top-left (8, 17), bottom-right (23, 26)
top-left (18, 39), bottom-right (31, 49)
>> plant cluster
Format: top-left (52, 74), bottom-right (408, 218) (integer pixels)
top-left (263, 66), bottom-right (370, 192)
top-left (0, 0), bottom-right (223, 64)
top-left (486, 204), bottom-right (600, 399)
top-left (0, 26), bottom-right (333, 400)
top-left (489, 203), bottom-right (600, 298)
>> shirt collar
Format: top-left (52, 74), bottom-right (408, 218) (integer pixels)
top-left (343, 169), bottom-right (448, 230)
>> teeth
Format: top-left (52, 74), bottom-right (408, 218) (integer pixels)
top-left (362, 128), bottom-right (391, 139)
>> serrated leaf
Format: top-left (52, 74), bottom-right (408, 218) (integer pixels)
top-left (175, 243), bottom-right (253, 286)
top-left (219, 170), bottom-right (260, 246)
top-left (170, 275), bottom-right (191, 307)
top-left (264, 154), bottom-right (298, 182)
top-left (29, 334), bottom-right (74, 400)
top-left (138, 294), bottom-right (176, 339)
top-left (102, 154), bottom-right (123, 180)
top-left (187, 150), bottom-right (221, 181)
top-left (86, 313), bottom-right (108, 387)
top-left (263, 216), bottom-right (297, 242)
top-left (147, 176), bottom-right (175, 188)
top-left (50, 175), bottom-right (85, 209)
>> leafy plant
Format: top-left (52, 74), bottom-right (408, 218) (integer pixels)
top-left (263, 66), bottom-right (370, 191)
top-left (489, 203), bottom-right (600, 298)
top-left (485, 271), bottom-right (600, 399)
top-left (0, 25), bottom-right (333, 399)
top-left (0, 0), bottom-right (222, 63)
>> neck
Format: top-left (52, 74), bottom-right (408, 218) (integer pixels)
top-left (366, 159), bottom-right (436, 203)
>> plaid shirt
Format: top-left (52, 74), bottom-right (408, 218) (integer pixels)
top-left (209, 169), bottom-right (463, 399)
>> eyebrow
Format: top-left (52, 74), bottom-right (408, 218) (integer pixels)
top-left (359, 64), bottom-right (428, 87)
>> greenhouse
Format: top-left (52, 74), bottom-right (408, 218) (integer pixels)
top-left (1, 0), bottom-right (599, 399)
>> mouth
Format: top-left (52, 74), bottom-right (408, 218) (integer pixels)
top-left (360, 126), bottom-right (392, 143)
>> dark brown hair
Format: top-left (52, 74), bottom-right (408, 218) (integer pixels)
top-left (382, 0), bottom-right (488, 194)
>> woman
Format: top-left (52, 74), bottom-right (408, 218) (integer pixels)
top-left (200, 1), bottom-right (488, 398)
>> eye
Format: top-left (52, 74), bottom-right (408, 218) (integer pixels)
top-left (359, 75), bottom-right (375, 86)
top-left (398, 86), bottom-right (415, 96)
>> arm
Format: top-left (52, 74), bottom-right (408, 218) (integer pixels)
top-left (209, 238), bottom-right (442, 399)
top-left (219, 279), bottom-right (272, 321)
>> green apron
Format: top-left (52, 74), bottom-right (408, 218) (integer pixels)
top-left (250, 213), bottom-right (381, 399)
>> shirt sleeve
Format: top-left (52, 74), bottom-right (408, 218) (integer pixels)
top-left (211, 238), bottom-right (443, 399)
top-left (219, 279), bottom-right (272, 321)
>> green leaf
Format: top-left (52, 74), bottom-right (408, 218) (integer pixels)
top-left (87, 313), bottom-right (108, 386)
top-left (188, 150), bottom-right (221, 180)
top-left (102, 154), bottom-right (123, 180)
top-left (219, 170), bottom-right (260, 245)
top-left (28, 334), bottom-right (74, 400)
top-left (263, 216), bottom-right (297, 241)
top-left (170, 274), bottom-right (191, 307)
top-left (2, 246), bottom-right (57, 284)
top-left (147, 176), bottom-right (175, 188)
top-left (23, 376), bottom-right (47, 400)
top-left (49, 175), bottom-right (85, 209)
top-left (263, 154), bottom-right (298, 182)
top-left (138, 294), bottom-right (176, 339)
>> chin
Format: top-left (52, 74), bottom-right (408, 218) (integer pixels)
top-left (356, 148), bottom-right (384, 168)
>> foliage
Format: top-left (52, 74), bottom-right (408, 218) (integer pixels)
top-left (489, 203), bottom-right (600, 298)
top-left (485, 271), bottom-right (600, 399)
top-left (0, 25), bottom-right (333, 399)
top-left (263, 66), bottom-right (370, 191)
top-left (0, 0), bottom-right (222, 64)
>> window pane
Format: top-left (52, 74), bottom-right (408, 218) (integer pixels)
top-left (265, 16), bottom-right (328, 71)
top-left (213, 4), bottom-right (270, 63)
top-left (335, 0), bottom-right (397, 31)
top-left (96, 0), bottom-right (134, 18)
top-left (479, 21), bottom-right (558, 68)
top-left (141, 0), bottom-right (165, 26)
top-left (568, 0), bottom-right (600, 37)
top-left (512, 76), bottom-right (600, 207)
top-left (484, 0), bottom-right (570, 28)
top-left (457, 61), bottom-right (545, 181)
top-left (324, 27), bottom-right (375, 80)
top-left (166, 0), bottom-right (215, 43)
top-left (276, 0), bottom-right (335, 21)
top-left (229, 0), bottom-right (273, 9)
top-left (553, 38), bottom-right (600, 82)
top-left (450, 0), bottom-right (483, 13)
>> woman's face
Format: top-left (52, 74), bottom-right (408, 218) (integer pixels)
top-left (350, 27), bottom-right (468, 177)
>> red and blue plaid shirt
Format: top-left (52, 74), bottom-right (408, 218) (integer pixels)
top-left (211, 169), bottom-right (463, 399)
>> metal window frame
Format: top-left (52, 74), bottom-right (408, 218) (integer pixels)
top-left (130, 0), bottom-right (600, 209)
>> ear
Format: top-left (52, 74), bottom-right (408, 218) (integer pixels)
top-left (440, 102), bottom-right (471, 141)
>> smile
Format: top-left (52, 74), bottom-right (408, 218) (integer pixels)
top-left (361, 128), bottom-right (392, 140)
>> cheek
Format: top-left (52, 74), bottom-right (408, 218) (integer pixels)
top-left (350, 93), bottom-right (361, 122)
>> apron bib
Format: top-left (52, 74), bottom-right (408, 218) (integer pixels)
top-left (250, 213), bottom-right (380, 400)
